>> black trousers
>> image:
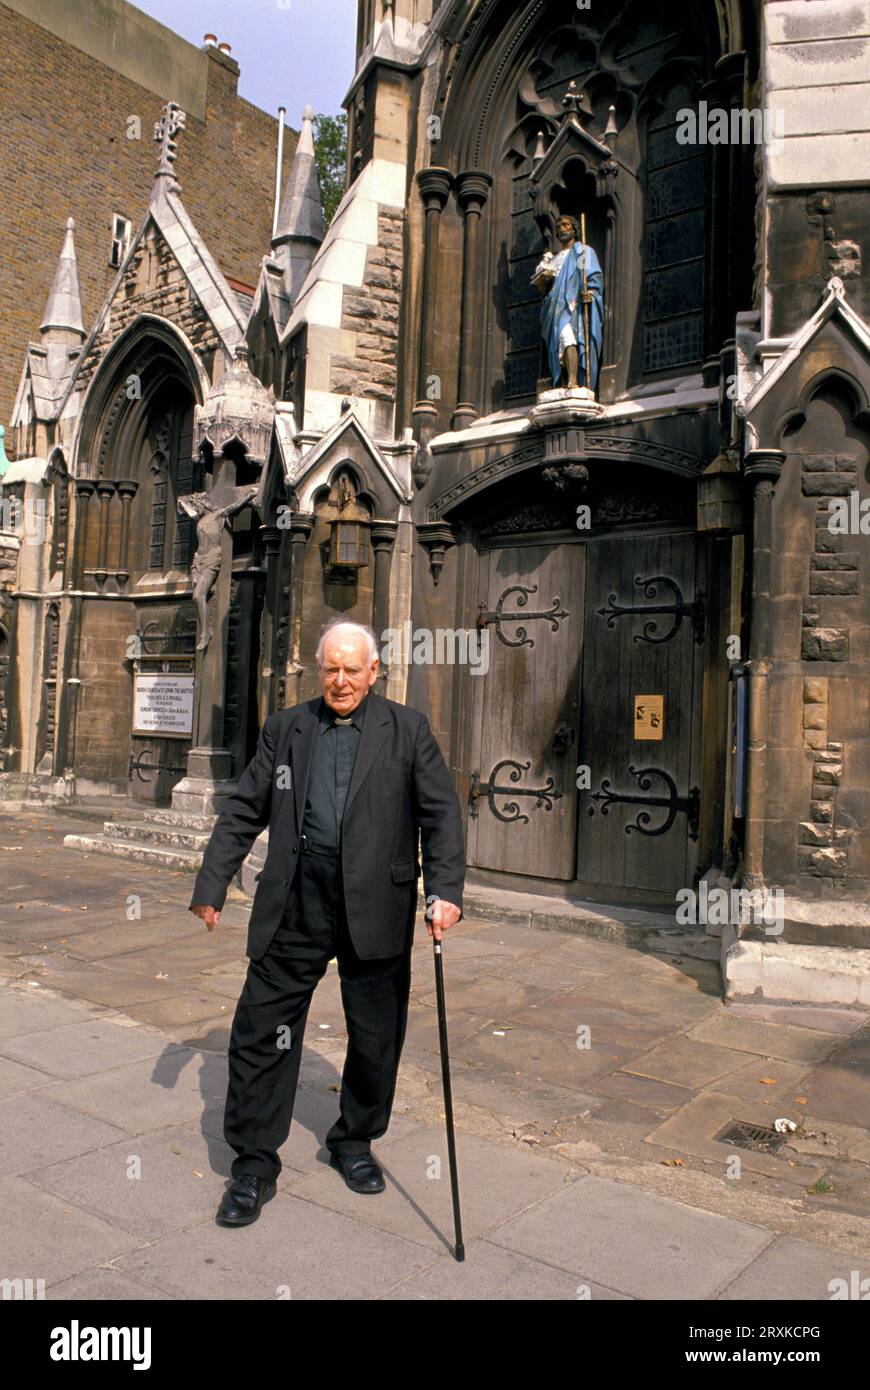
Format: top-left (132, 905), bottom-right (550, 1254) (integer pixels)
top-left (223, 843), bottom-right (412, 1182)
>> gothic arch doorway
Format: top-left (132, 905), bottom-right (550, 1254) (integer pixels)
top-left (68, 329), bottom-right (207, 804)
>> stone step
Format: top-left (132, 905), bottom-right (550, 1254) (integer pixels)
top-left (461, 886), bottom-right (720, 961)
top-left (104, 820), bottom-right (212, 852)
top-left (139, 807), bottom-right (218, 834)
top-left (62, 834), bottom-right (203, 873)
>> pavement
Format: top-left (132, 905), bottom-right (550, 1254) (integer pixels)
top-left (1, 803), bottom-right (869, 1302)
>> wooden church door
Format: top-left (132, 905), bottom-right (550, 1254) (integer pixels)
top-left (576, 529), bottom-right (704, 898)
top-left (467, 540), bottom-right (585, 880)
top-left (466, 528), bottom-right (705, 899)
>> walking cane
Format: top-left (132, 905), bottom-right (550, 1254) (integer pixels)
top-left (427, 899), bottom-right (465, 1262)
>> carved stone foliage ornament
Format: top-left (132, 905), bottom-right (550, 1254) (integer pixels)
top-left (194, 344), bottom-right (276, 469)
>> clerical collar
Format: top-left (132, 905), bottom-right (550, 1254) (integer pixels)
top-left (318, 692), bottom-right (369, 733)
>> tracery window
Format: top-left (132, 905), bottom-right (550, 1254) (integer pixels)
top-left (643, 83), bottom-right (706, 373)
top-left (504, 162), bottom-right (545, 401)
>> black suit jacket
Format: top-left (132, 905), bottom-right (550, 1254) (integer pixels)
top-left (190, 690), bottom-right (466, 961)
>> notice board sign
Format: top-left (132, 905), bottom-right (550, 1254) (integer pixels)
top-left (634, 694), bottom-right (665, 741)
top-left (133, 672), bottom-right (195, 738)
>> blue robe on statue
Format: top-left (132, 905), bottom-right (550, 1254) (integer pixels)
top-left (540, 241), bottom-right (604, 390)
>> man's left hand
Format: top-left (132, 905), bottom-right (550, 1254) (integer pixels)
top-left (425, 897), bottom-right (462, 941)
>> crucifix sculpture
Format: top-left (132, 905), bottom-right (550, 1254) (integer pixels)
top-left (178, 478), bottom-right (258, 651)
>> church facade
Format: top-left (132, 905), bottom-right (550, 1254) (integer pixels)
top-left (2, 0), bottom-right (869, 1007)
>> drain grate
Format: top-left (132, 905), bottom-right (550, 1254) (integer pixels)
top-left (714, 1120), bottom-right (789, 1155)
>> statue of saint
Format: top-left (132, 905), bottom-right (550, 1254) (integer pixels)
top-left (178, 483), bottom-right (258, 651)
top-left (533, 214), bottom-right (604, 393)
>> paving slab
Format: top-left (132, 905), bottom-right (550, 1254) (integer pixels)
top-left (282, 1125), bottom-right (583, 1254)
top-left (687, 1011), bottom-right (844, 1064)
top-left (118, 994), bottom-right (233, 1032)
top-left (59, 918), bottom-right (203, 961)
top-left (448, 1017), bottom-right (633, 1087)
top-left (624, 1036), bottom-right (761, 1089)
top-left (35, 1049), bottom-right (227, 1137)
top-left (197, 1080), bottom-right (421, 1178)
top-left (725, 1001), bottom-right (870, 1037)
top-left (589, 1070), bottom-right (695, 1112)
top-left (448, 921), bottom-right (573, 958)
top-left (510, 991), bottom-right (681, 1045)
top-left (381, 1236), bottom-right (632, 1300)
top-left (0, 1052), bottom-right (59, 1098)
top-left (0, 1016), bottom-right (180, 1079)
top-left (795, 1033), bottom-right (870, 1127)
top-left (581, 976), bottom-right (720, 1022)
top-left (0, 985), bottom-right (99, 1038)
top-left (116, 1193), bottom-right (438, 1300)
top-left (0, 1175), bottom-right (140, 1282)
top-left (46, 1269), bottom-right (175, 1300)
top-left (486, 1172), bottom-right (774, 1299)
top-left (485, 949), bottom-right (612, 992)
top-left (0, 1091), bottom-right (130, 1177)
top-left (25, 1122), bottom-right (241, 1241)
top-left (716, 1234), bottom-right (870, 1299)
top-left (415, 972), bottom-right (562, 1019)
top-left (13, 955), bottom-right (189, 1008)
top-left (400, 1004), bottom-right (495, 1058)
top-left (701, 1056), bottom-right (813, 1105)
top-left (407, 1051), bottom-right (601, 1130)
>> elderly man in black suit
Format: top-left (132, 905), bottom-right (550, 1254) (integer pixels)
top-left (189, 617), bottom-right (466, 1226)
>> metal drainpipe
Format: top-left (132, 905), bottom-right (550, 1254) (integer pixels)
top-left (742, 448), bottom-right (785, 887)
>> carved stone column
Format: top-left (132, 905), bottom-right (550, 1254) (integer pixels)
top-left (284, 511), bottom-right (315, 709)
top-left (94, 480), bottom-right (116, 589)
top-left (370, 520), bottom-right (397, 679)
top-left (115, 479), bottom-right (138, 588)
top-left (453, 170), bottom-right (492, 430)
top-left (413, 167), bottom-right (453, 439)
top-left (54, 479), bottom-right (96, 779)
top-left (71, 479), bottom-right (96, 588)
top-left (743, 448), bottom-right (785, 890)
top-left (259, 522), bottom-right (282, 720)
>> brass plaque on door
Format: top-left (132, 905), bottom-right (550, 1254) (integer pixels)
top-left (634, 694), bottom-right (664, 740)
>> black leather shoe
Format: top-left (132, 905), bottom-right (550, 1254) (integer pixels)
top-left (329, 1151), bottom-right (385, 1194)
top-left (216, 1174), bottom-right (277, 1226)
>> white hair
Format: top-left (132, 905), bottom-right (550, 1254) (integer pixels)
top-left (315, 617), bottom-right (379, 666)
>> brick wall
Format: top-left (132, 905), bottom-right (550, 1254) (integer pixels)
top-left (0, 1), bottom-right (297, 427)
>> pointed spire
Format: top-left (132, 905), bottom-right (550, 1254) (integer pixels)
top-left (40, 218), bottom-right (85, 338)
top-left (272, 105), bottom-right (325, 249)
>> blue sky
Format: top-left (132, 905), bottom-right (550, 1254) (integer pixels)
top-left (133, 0), bottom-right (358, 120)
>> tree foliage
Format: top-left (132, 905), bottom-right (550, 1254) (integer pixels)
top-left (312, 113), bottom-right (348, 228)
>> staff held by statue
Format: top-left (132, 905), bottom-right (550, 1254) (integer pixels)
top-left (581, 212), bottom-right (591, 391)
